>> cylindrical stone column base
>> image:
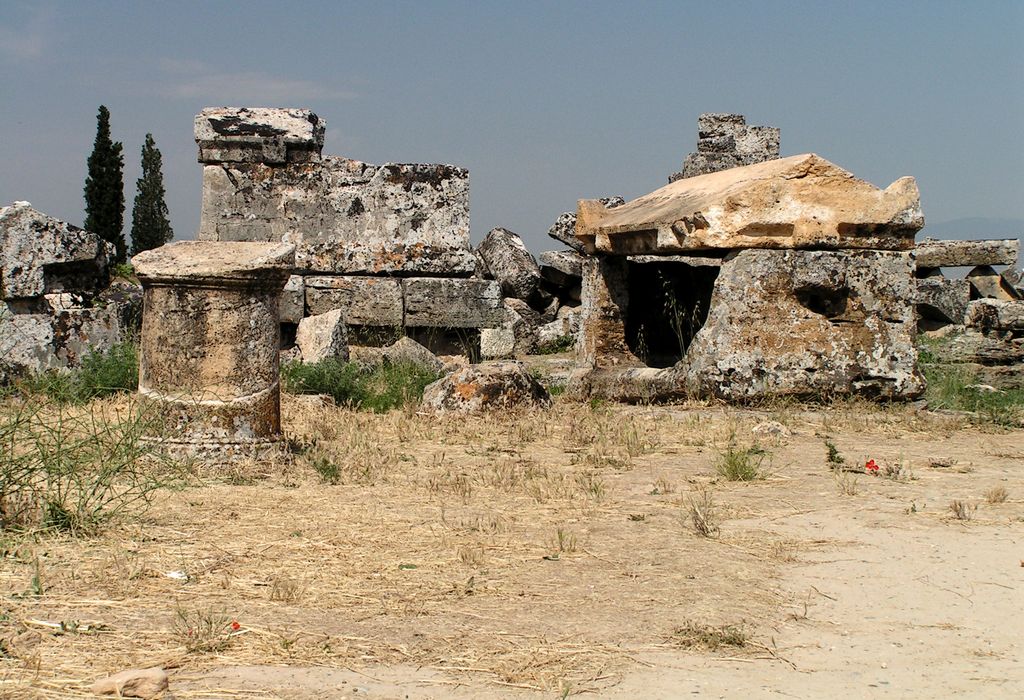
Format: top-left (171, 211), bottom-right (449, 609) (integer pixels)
top-left (133, 241), bottom-right (295, 462)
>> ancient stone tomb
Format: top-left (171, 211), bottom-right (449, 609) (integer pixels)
top-left (194, 107), bottom-right (501, 356)
top-left (568, 153), bottom-right (926, 402)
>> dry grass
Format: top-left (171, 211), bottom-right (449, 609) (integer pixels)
top-left (948, 499), bottom-right (976, 521)
top-left (0, 393), bottom-right (1021, 697)
top-left (984, 486), bottom-right (1009, 504)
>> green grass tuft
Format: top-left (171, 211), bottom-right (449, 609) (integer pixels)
top-left (282, 359), bottom-right (440, 412)
top-left (19, 342), bottom-right (138, 405)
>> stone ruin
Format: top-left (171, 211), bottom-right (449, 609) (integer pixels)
top-left (669, 113), bottom-right (780, 182)
top-left (4, 106), bottom-right (1021, 430)
top-left (565, 145), bottom-right (927, 402)
top-left (0, 202), bottom-right (140, 382)
top-left (193, 107), bottom-right (501, 358)
top-left (912, 238), bottom-right (1023, 389)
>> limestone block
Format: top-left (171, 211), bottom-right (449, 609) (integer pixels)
top-left (480, 327), bottom-right (516, 360)
top-left (966, 265), bottom-right (1021, 301)
top-left (576, 256), bottom-right (633, 369)
top-left (95, 278), bottom-right (144, 336)
top-left (931, 328), bottom-right (1024, 365)
top-left (580, 154), bottom-right (922, 254)
top-left (504, 298), bottom-right (540, 355)
top-left (476, 228), bottom-right (541, 301)
top-left (296, 309), bottom-right (349, 363)
top-left (538, 317), bottom-right (574, 347)
top-left (547, 196), bottom-right (624, 253)
top-left (539, 250), bottom-right (584, 287)
top-left (916, 277), bottom-right (970, 324)
top-left (382, 336), bottom-right (443, 373)
top-left (279, 275), bottom-right (305, 324)
top-left (0, 305), bottom-right (58, 381)
top-left (421, 362), bottom-right (551, 413)
top-left (965, 299), bottom-right (1024, 332)
top-left (133, 241), bottom-right (294, 458)
top-left (51, 306), bottom-right (130, 368)
top-left (304, 276), bottom-right (404, 325)
top-left (679, 249), bottom-right (922, 400)
top-left (195, 107), bottom-right (325, 164)
top-left (198, 157), bottom-right (473, 276)
top-left (1, 202), bottom-right (113, 299)
top-left (1, 298), bottom-right (136, 382)
top-left (914, 238), bottom-right (1019, 269)
top-left (402, 278), bottom-right (502, 328)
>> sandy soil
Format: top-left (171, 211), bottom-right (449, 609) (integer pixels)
top-left (1, 395), bottom-right (1021, 699)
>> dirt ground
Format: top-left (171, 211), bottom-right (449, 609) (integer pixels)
top-left (1, 393), bottom-right (1021, 698)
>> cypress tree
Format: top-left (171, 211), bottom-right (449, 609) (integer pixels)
top-left (84, 105), bottom-right (126, 263)
top-left (130, 134), bottom-right (174, 255)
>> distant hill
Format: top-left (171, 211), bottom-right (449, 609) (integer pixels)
top-left (918, 218), bottom-right (1024, 242)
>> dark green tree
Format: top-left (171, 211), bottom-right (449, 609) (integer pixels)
top-left (84, 105), bottom-right (126, 263)
top-left (130, 134), bottom-right (174, 255)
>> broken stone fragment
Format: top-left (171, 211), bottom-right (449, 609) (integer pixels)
top-left (421, 362), bottom-right (551, 413)
top-left (476, 228), bottom-right (541, 301)
top-left (195, 107), bottom-right (325, 164)
top-left (539, 250), bottom-right (584, 287)
top-left (579, 154), bottom-right (923, 255)
top-left (547, 196), bottom-right (624, 253)
top-left (90, 667), bottom-right (169, 698)
top-left (280, 274), bottom-right (305, 324)
top-left (916, 277), bottom-right (970, 325)
top-left (503, 298), bottom-right (540, 355)
top-left (296, 309), bottom-right (349, 364)
top-left (966, 265), bottom-right (1021, 301)
top-left (670, 113), bottom-right (780, 182)
top-left (381, 336), bottom-right (444, 374)
top-left (965, 299), bottom-right (1024, 332)
top-left (0, 201), bottom-right (114, 300)
top-left (914, 237), bottom-right (1019, 269)
top-left (480, 326), bottom-right (516, 360)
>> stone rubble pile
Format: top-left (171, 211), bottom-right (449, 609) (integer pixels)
top-left (913, 237), bottom-right (1023, 389)
top-left (476, 226), bottom-right (584, 358)
top-left (0, 202), bottom-right (139, 381)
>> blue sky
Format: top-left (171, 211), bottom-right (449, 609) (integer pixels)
top-left (1, 1), bottom-right (1022, 252)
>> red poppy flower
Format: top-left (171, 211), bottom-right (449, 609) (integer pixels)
top-left (230, 621), bottom-right (241, 631)
top-left (865, 459), bottom-right (879, 473)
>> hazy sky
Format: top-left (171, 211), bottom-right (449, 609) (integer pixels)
top-left (1, 1), bottom-right (1022, 253)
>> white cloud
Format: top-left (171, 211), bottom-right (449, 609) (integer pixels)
top-left (157, 59), bottom-right (356, 103)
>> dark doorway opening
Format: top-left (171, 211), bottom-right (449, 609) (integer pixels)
top-left (625, 261), bottom-right (719, 368)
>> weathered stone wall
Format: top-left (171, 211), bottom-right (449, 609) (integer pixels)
top-left (197, 157), bottom-right (474, 276)
top-left (194, 107), bottom-right (496, 351)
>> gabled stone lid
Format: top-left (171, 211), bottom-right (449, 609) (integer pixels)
top-left (577, 153), bottom-right (923, 255)
top-left (195, 107), bottom-right (325, 164)
top-left (134, 241), bottom-right (295, 284)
